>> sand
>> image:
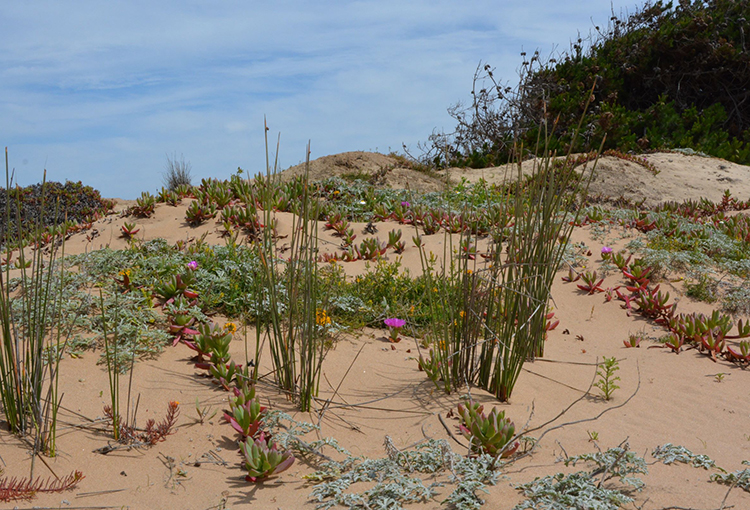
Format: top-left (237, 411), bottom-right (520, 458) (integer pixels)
top-left (1, 151), bottom-right (749, 510)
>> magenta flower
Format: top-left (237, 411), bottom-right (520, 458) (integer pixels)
top-left (187, 260), bottom-right (198, 270)
top-left (601, 246), bottom-right (613, 260)
top-left (384, 318), bottom-right (406, 343)
top-left (401, 201), bottom-right (411, 208)
top-left (384, 318), bottom-right (406, 329)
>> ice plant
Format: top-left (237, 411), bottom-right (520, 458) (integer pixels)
top-left (187, 260), bottom-right (198, 271)
top-left (561, 266), bottom-right (581, 282)
top-left (456, 399), bottom-right (519, 458)
top-left (225, 397), bottom-right (266, 438)
top-left (601, 246), bottom-right (613, 260)
top-left (384, 318), bottom-right (406, 343)
top-left (725, 340), bottom-right (750, 363)
top-left (241, 432), bottom-right (295, 482)
top-left (120, 222), bottom-right (140, 239)
top-left (577, 271), bottom-right (605, 294)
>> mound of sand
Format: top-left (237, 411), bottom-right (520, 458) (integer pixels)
top-left (283, 150), bottom-right (750, 207)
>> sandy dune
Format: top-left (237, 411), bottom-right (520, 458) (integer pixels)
top-left (2, 151), bottom-right (749, 510)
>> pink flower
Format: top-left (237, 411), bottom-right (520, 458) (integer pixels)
top-left (401, 201), bottom-right (411, 208)
top-left (384, 318), bottom-right (406, 329)
top-left (187, 260), bottom-right (198, 270)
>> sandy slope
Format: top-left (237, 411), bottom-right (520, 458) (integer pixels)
top-left (2, 152), bottom-right (749, 510)
top-left (284, 150), bottom-right (750, 207)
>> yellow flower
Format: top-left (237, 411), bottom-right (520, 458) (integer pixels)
top-left (466, 269), bottom-right (473, 275)
top-left (223, 322), bottom-right (238, 334)
top-left (118, 268), bottom-right (131, 278)
top-left (409, 305), bottom-right (415, 315)
top-left (459, 311), bottom-right (466, 319)
top-left (433, 287), bottom-right (438, 293)
top-left (316, 309), bottom-right (331, 326)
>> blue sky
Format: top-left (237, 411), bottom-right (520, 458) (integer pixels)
top-left (1, 1), bottom-right (644, 199)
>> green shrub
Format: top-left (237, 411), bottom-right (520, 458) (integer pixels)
top-left (424, 0), bottom-right (750, 168)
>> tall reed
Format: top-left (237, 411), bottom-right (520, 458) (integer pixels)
top-left (417, 211), bottom-right (486, 392)
top-left (254, 127), bottom-right (325, 412)
top-left (417, 101), bottom-right (598, 401)
top-left (0, 148), bottom-right (68, 458)
top-left (482, 145), bottom-right (593, 400)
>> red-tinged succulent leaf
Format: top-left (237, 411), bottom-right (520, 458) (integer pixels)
top-left (501, 440), bottom-right (520, 458)
top-left (169, 324), bottom-right (185, 334)
top-left (724, 346), bottom-right (745, 362)
top-left (224, 412), bottom-right (246, 435)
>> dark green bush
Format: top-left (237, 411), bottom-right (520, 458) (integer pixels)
top-left (428, 0), bottom-right (750, 167)
top-left (0, 180), bottom-right (113, 246)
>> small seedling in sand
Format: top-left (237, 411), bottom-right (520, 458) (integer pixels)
top-left (519, 436), bottom-right (537, 453)
top-left (624, 331), bottom-right (644, 348)
top-left (207, 358), bottom-right (241, 390)
top-left (587, 430), bottom-right (599, 442)
top-left (714, 373), bottom-right (727, 383)
top-left (195, 398), bottom-right (218, 425)
top-left (594, 357), bottom-right (620, 401)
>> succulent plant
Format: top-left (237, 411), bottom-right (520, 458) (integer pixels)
top-left (456, 399), bottom-right (519, 458)
top-left (120, 221), bottom-right (140, 238)
top-left (185, 200), bottom-right (217, 225)
top-left (561, 266), bottom-right (581, 282)
top-left (577, 271), bottom-right (605, 294)
top-left (208, 358), bottom-right (240, 390)
top-left (240, 432), bottom-right (295, 482)
top-left (225, 396), bottom-right (266, 438)
top-left (131, 191), bottom-right (156, 217)
top-left (197, 323), bottom-right (233, 363)
top-left (725, 340), bottom-right (750, 363)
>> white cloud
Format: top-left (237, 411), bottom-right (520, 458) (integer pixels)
top-left (1, 0), bottom-right (646, 198)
